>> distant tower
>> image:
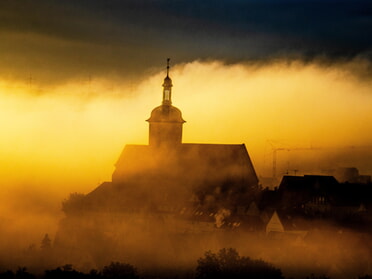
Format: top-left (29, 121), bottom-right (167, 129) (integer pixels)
top-left (147, 59), bottom-right (185, 147)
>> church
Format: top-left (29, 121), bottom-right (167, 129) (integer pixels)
top-left (65, 60), bottom-right (259, 223)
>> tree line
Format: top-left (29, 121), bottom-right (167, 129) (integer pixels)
top-left (1, 248), bottom-right (371, 279)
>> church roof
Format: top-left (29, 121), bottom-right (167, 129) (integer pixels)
top-left (82, 143), bottom-right (260, 212)
top-left (113, 143), bottom-right (258, 188)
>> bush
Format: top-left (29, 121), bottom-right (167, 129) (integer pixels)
top-left (196, 248), bottom-right (283, 279)
top-left (44, 265), bottom-right (85, 279)
top-left (15, 268), bottom-right (35, 279)
top-left (0, 270), bottom-right (15, 279)
top-left (101, 262), bottom-right (139, 279)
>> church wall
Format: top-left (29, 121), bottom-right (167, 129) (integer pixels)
top-left (149, 122), bottom-right (183, 147)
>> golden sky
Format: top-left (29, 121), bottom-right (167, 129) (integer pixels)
top-left (1, 60), bottom-right (372, 205)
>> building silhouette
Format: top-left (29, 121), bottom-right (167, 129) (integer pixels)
top-left (60, 61), bottom-right (372, 230)
top-left (65, 60), bottom-right (259, 222)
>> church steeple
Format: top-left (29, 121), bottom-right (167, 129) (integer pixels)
top-left (147, 59), bottom-right (185, 147)
top-left (162, 58), bottom-right (173, 105)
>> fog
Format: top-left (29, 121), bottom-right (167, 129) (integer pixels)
top-left (1, 60), bottom-right (372, 277)
top-left (1, 209), bottom-right (371, 278)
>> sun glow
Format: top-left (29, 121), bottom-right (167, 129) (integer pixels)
top-left (1, 60), bottom-right (372, 211)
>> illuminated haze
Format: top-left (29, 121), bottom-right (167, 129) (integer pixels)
top-left (1, 0), bottom-right (372, 275)
top-left (1, 60), bottom-right (372, 234)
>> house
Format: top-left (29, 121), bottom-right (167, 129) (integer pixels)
top-left (275, 175), bottom-right (372, 228)
top-left (265, 210), bottom-right (308, 239)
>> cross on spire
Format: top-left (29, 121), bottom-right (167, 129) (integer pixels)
top-left (166, 58), bottom-right (170, 77)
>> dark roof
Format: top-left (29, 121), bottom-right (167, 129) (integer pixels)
top-left (84, 143), bottom-right (259, 212)
top-left (278, 175), bottom-right (371, 207)
top-left (329, 182), bottom-right (372, 206)
top-left (258, 188), bottom-right (280, 210)
top-left (113, 143), bottom-right (258, 187)
top-left (278, 175), bottom-right (338, 208)
top-left (279, 175), bottom-right (339, 199)
top-left (279, 175), bottom-right (339, 194)
top-left (267, 210), bottom-right (310, 232)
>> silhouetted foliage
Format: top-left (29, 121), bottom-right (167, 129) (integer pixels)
top-left (101, 262), bottom-right (139, 279)
top-left (15, 268), bottom-right (35, 279)
top-left (88, 269), bottom-right (101, 279)
top-left (0, 270), bottom-right (15, 279)
top-left (40, 234), bottom-right (52, 250)
top-left (44, 265), bottom-right (86, 279)
top-left (196, 248), bottom-right (283, 279)
top-left (62, 193), bottom-right (86, 215)
top-left (306, 274), bottom-right (331, 279)
top-left (0, 262), bottom-right (142, 279)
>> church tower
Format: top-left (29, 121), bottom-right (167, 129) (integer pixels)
top-left (147, 59), bottom-right (185, 147)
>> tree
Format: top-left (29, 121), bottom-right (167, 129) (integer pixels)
top-left (196, 248), bottom-right (283, 279)
top-left (15, 267), bottom-right (35, 279)
top-left (40, 234), bottom-right (52, 250)
top-left (101, 262), bottom-right (139, 279)
top-left (0, 270), bottom-right (15, 279)
top-left (306, 274), bottom-right (331, 279)
top-left (44, 266), bottom-right (85, 279)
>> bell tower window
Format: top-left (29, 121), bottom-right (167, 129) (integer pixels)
top-left (164, 89), bottom-right (170, 101)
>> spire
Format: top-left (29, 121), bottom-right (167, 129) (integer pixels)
top-left (147, 59), bottom-right (185, 147)
top-left (162, 58), bottom-right (173, 105)
top-left (166, 58), bottom-right (170, 77)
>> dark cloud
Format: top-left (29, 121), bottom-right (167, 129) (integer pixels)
top-left (0, 0), bottom-right (371, 84)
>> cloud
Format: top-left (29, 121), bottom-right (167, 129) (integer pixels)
top-left (0, 0), bottom-right (371, 85)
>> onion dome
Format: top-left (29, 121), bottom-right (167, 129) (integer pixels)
top-left (148, 104), bottom-right (185, 123)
